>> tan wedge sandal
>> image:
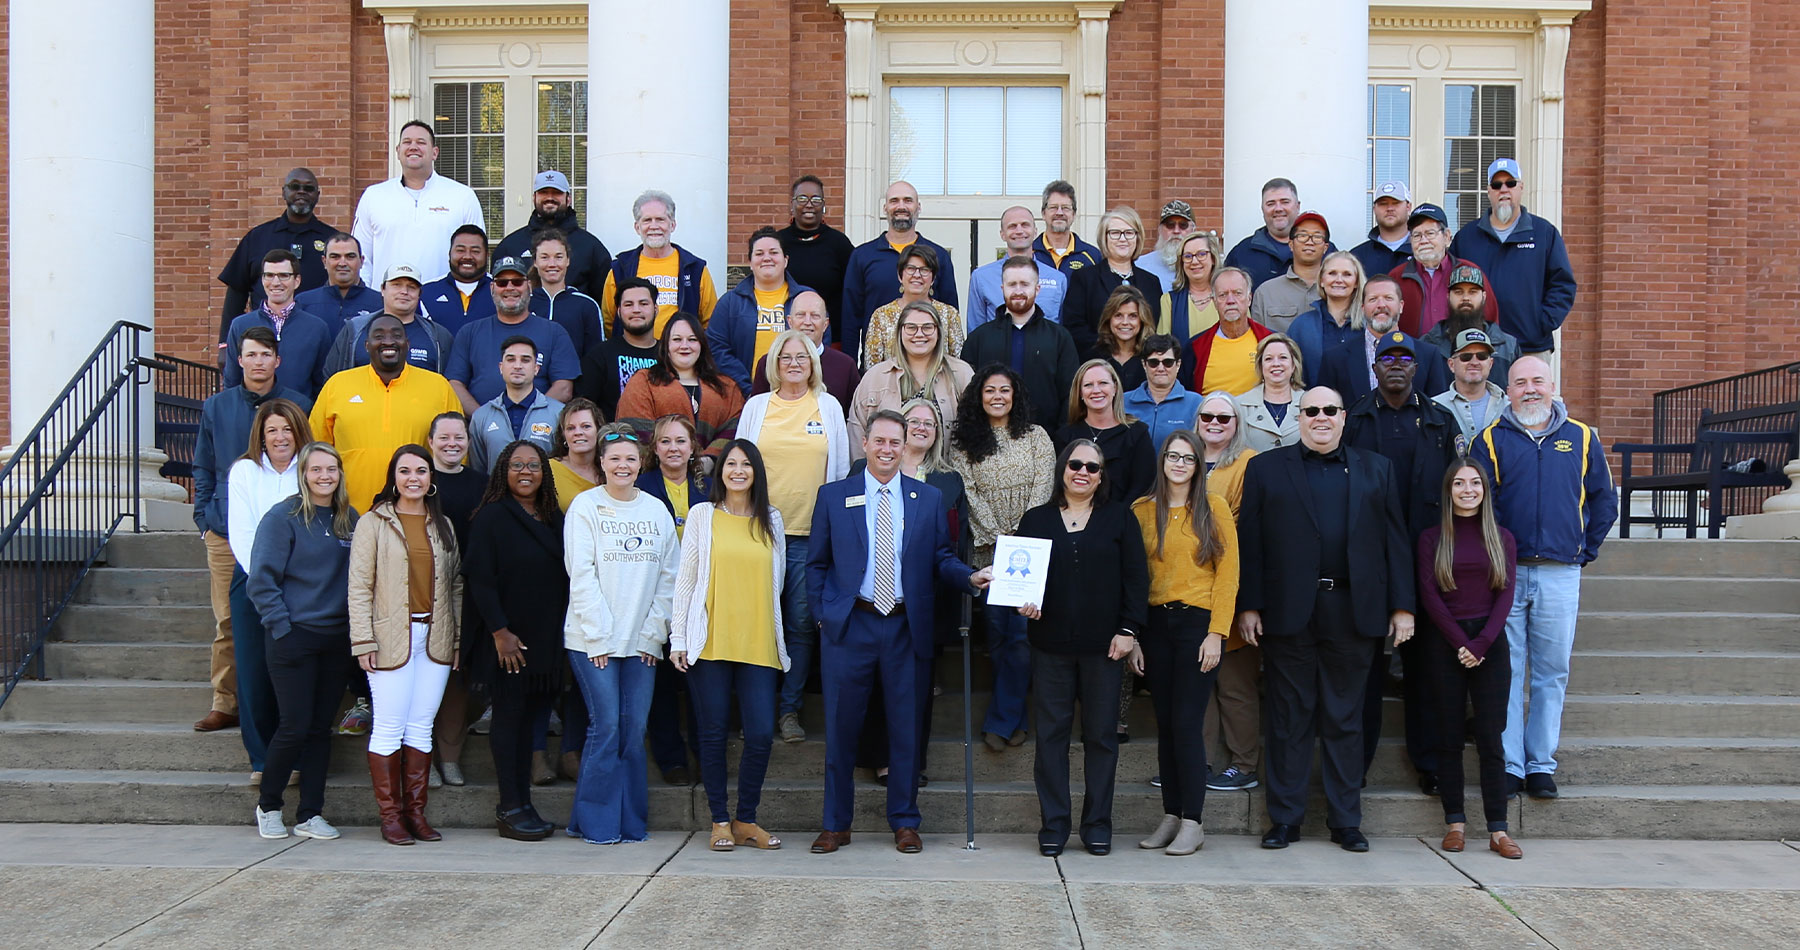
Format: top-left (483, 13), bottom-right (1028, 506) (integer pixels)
top-left (709, 822), bottom-right (735, 851)
top-left (731, 820), bottom-right (782, 850)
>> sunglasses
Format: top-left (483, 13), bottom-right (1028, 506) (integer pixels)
top-left (602, 432), bottom-right (640, 443)
top-left (492, 276), bottom-right (529, 288)
top-left (1454, 351), bottom-right (1494, 362)
top-left (1376, 353), bottom-right (1416, 365)
top-left (1066, 460), bottom-right (1103, 475)
top-left (1489, 180), bottom-right (1522, 191)
top-left (1300, 405), bottom-right (1343, 417)
top-left (1142, 356), bottom-right (1179, 369)
top-left (1197, 412), bottom-right (1235, 424)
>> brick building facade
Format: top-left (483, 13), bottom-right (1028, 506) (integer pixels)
top-left (2, 0), bottom-right (1795, 455)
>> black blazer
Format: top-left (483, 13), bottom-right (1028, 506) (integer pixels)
top-left (462, 497), bottom-right (569, 651)
top-left (1236, 443), bottom-right (1415, 639)
top-left (1052, 419), bottom-right (1156, 505)
top-left (1317, 335), bottom-right (1449, 406)
top-left (1344, 390), bottom-right (1462, 539)
top-left (1014, 500), bottom-right (1149, 655)
top-left (1063, 264), bottom-right (1164, 357)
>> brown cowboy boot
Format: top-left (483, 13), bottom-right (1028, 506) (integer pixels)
top-left (400, 745), bottom-right (443, 841)
top-left (368, 750), bottom-right (414, 845)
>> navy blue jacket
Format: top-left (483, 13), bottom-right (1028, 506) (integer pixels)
top-left (247, 502), bottom-right (358, 639)
top-left (611, 245), bottom-right (709, 325)
top-left (841, 233), bottom-right (958, 354)
top-left (1449, 209), bottom-right (1577, 353)
top-left (1474, 402), bottom-right (1617, 566)
top-left (191, 384), bottom-right (315, 536)
top-left (635, 468), bottom-right (709, 537)
top-left (1317, 330), bottom-right (1450, 409)
top-left (805, 473), bottom-right (977, 660)
top-left (530, 286), bottom-right (605, 360)
top-left (708, 275), bottom-right (813, 396)
top-left (224, 307), bottom-right (333, 397)
top-left (1349, 229), bottom-right (1413, 280)
top-left (295, 283), bottom-right (383, 340)
top-left (418, 274), bottom-right (496, 339)
top-left (495, 207), bottom-right (613, 302)
top-left (1032, 231), bottom-right (1103, 275)
top-left (1225, 227), bottom-right (1336, 292)
top-left (1286, 298), bottom-right (1363, 386)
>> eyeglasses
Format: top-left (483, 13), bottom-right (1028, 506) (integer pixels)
top-left (602, 432), bottom-right (639, 443)
top-left (1291, 232), bottom-right (1328, 246)
top-left (1197, 412), bottom-right (1235, 424)
top-left (776, 354), bottom-right (811, 365)
top-left (1300, 405), bottom-right (1343, 417)
top-left (492, 277), bottom-right (528, 288)
top-left (284, 182), bottom-right (318, 193)
top-left (1163, 452), bottom-right (1198, 465)
top-left (1066, 460), bottom-right (1104, 474)
top-left (905, 419), bottom-right (936, 430)
top-left (507, 461), bottom-right (543, 473)
top-left (1104, 229), bottom-right (1135, 241)
top-left (262, 271), bottom-right (297, 281)
top-left (1489, 179), bottom-right (1521, 191)
top-left (1142, 356), bottom-right (1179, 369)
top-left (902, 265), bottom-right (934, 276)
top-left (792, 195), bottom-right (825, 207)
top-left (1179, 251), bottom-right (1211, 263)
top-left (900, 323), bottom-right (937, 335)
top-left (1376, 353), bottom-right (1416, 365)
top-left (1454, 352), bottom-right (1494, 363)
top-left (1411, 227), bottom-right (1445, 240)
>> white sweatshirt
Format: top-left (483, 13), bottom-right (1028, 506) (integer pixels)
top-left (351, 173), bottom-right (486, 285)
top-left (563, 487), bottom-right (680, 658)
top-left (227, 454), bottom-right (302, 572)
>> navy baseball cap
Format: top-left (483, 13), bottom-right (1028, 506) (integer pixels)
top-left (1376, 331), bottom-right (1417, 358)
top-left (1407, 203), bottom-right (1449, 230)
top-left (491, 256), bottom-right (530, 278)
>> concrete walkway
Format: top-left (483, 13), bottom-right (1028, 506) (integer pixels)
top-left (2, 825), bottom-right (1796, 948)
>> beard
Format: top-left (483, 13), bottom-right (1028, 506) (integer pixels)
top-left (1493, 203), bottom-right (1516, 225)
top-left (1514, 398), bottom-right (1552, 427)
top-left (1158, 237), bottom-right (1182, 270)
top-left (1446, 304), bottom-right (1484, 333)
top-left (1366, 314), bottom-right (1399, 336)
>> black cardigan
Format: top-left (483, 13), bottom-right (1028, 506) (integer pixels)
top-left (1014, 500), bottom-right (1149, 655)
top-left (462, 496), bottom-right (569, 693)
top-left (1053, 419), bottom-right (1156, 505)
top-left (1063, 263), bottom-right (1164, 357)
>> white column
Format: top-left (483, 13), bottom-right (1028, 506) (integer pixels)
top-left (1073, 5), bottom-right (1115, 240)
top-left (842, 7), bottom-right (878, 244)
top-left (1223, 0), bottom-right (1369, 245)
top-left (9, 0), bottom-right (155, 435)
top-left (588, 0), bottom-right (730, 285)
top-left (383, 13), bottom-right (421, 180)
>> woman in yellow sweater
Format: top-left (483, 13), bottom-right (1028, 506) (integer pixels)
top-left (1130, 429), bottom-right (1239, 856)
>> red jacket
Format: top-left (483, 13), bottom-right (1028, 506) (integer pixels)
top-left (1391, 257), bottom-right (1499, 338)
top-left (1180, 319), bottom-right (1273, 394)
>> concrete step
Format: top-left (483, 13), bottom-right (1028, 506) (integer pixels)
top-left (0, 680), bottom-right (213, 722)
top-left (51, 605), bottom-right (214, 643)
top-left (76, 567), bottom-right (211, 606)
top-left (1558, 695), bottom-right (1800, 739)
top-left (1553, 737), bottom-right (1800, 786)
top-left (101, 532), bottom-right (207, 569)
top-left (43, 642), bottom-right (210, 681)
top-left (1579, 575), bottom-right (1800, 614)
top-left (0, 767), bottom-right (1792, 839)
top-left (1567, 651), bottom-right (1800, 696)
top-left (1573, 612), bottom-right (1799, 653)
top-left (1594, 539), bottom-right (1800, 578)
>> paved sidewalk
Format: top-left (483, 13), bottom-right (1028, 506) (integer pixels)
top-left (1, 825), bottom-right (1795, 948)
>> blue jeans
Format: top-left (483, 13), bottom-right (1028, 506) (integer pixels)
top-left (565, 650), bottom-right (656, 843)
top-left (1502, 562), bottom-right (1582, 777)
top-left (686, 659), bottom-right (778, 824)
top-left (777, 534), bottom-right (816, 718)
top-left (228, 569), bottom-right (277, 772)
top-left (982, 599), bottom-right (1031, 737)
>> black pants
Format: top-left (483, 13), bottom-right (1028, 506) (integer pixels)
top-left (1361, 635), bottom-right (1438, 777)
top-left (1421, 619), bottom-right (1513, 831)
top-left (1142, 605), bottom-right (1217, 820)
top-left (491, 686), bottom-right (556, 811)
top-left (1261, 590), bottom-right (1379, 829)
top-left (259, 623), bottom-right (351, 821)
top-left (1031, 647), bottom-right (1124, 847)
top-left (647, 658), bottom-right (699, 774)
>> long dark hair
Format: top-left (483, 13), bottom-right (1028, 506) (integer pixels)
top-left (1049, 438), bottom-right (1108, 510)
top-left (1434, 457), bottom-right (1509, 591)
top-left (1146, 430), bottom-right (1222, 566)
top-left (950, 363), bottom-right (1035, 464)
top-left (478, 439), bottom-right (562, 527)
top-left (646, 311), bottom-right (729, 393)
top-left (708, 439), bottom-right (776, 544)
top-left (371, 443), bottom-right (455, 548)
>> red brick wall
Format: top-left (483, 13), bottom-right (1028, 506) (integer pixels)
top-left (1105, 0), bottom-right (1228, 235)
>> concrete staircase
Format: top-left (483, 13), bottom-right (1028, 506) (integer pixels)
top-left (2, 533), bottom-right (1797, 839)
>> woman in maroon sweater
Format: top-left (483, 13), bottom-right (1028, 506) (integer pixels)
top-left (1415, 459), bottom-right (1522, 860)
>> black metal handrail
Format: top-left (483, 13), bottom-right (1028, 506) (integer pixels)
top-left (0, 321), bottom-right (172, 707)
top-left (153, 352), bottom-right (224, 496)
top-left (1646, 360), bottom-right (1800, 521)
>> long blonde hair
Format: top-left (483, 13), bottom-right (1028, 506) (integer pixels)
top-left (1319, 250), bottom-right (1366, 329)
top-left (890, 300), bottom-right (954, 403)
top-left (1066, 358), bottom-right (1137, 426)
top-left (1434, 459), bottom-right (1509, 591)
top-left (1145, 430), bottom-right (1223, 567)
top-left (290, 442), bottom-right (357, 539)
top-left (897, 395), bottom-right (950, 475)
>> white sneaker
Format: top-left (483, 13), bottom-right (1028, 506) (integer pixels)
top-left (293, 816), bottom-right (340, 840)
top-left (255, 806), bottom-right (288, 839)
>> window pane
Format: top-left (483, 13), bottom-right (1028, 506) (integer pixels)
top-left (1373, 140), bottom-right (1409, 189)
top-left (1444, 84), bottom-right (1518, 229)
top-left (889, 87), bottom-right (946, 195)
top-left (433, 81), bottom-right (505, 238)
top-left (1480, 85), bottom-right (1517, 137)
top-left (434, 85), bottom-right (468, 136)
top-left (1005, 87), bottom-right (1062, 194)
top-left (947, 87), bottom-right (1003, 195)
top-left (1444, 84), bottom-right (1475, 137)
top-left (534, 79), bottom-right (589, 222)
top-left (1373, 85), bottom-right (1411, 137)
top-left (1366, 83), bottom-right (1413, 228)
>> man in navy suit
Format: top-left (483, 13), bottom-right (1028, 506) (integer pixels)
top-left (807, 410), bottom-right (991, 854)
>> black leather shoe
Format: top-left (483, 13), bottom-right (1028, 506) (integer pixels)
top-left (1084, 840), bottom-right (1111, 856)
top-left (1505, 773), bottom-right (1524, 800)
top-left (1525, 773), bottom-right (1559, 799)
top-left (1039, 841), bottom-right (1064, 857)
top-left (497, 807), bottom-right (552, 841)
top-left (519, 804), bottom-right (555, 835)
top-left (1261, 824), bottom-right (1300, 849)
top-left (1419, 772), bottom-right (1441, 796)
top-left (1330, 827), bottom-right (1370, 852)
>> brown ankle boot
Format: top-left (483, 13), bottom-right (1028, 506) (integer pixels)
top-left (401, 745), bottom-right (442, 841)
top-left (368, 751), bottom-right (414, 845)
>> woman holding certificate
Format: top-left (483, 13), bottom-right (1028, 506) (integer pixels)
top-left (1014, 439), bottom-right (1149, 857)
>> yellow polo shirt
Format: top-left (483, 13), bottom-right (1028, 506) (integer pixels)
top-left (309, 365), bottom-right (463, 511)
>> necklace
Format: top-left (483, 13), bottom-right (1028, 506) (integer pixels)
top-left (1063, 503), bottom-right (1092, 531)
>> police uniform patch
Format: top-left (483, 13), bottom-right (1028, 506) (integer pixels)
top-left (314, 240), bottom-right (326, 252)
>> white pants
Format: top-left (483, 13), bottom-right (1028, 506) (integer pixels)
top-left (367, 621), bottom-right (451, 756)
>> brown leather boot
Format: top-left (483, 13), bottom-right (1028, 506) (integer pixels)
top-left (368, 751), bottom-right (414, 845)
top-left (401, 745), bottom-right (443, 841)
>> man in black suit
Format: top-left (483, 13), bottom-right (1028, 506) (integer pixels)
top-left (1237, 386), bottom-right (1416, 853)
top-left (1345, 332), bottom-right (1461, 797)
top-left (1318, 274), bottom-right (1446, 404)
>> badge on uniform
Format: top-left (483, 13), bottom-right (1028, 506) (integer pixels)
top-left (530, 422), bottom-right (552, 438)
top-left (845, 495), bottom-right (866, 508)
top-left (313, 240), bottom-right (326, 252)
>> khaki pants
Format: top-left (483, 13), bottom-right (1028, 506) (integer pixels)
top-left (1204, 643), bottom-right (1262, 774)
top-left (203, 531), bottom-right (238, 715)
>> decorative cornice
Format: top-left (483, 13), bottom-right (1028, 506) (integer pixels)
top-left (417, 13), bottom-right (586, 29)
top-left (876, 10), bottom-right (1076, 26)
top-left (1370, 14), bottom-right (1537, 32)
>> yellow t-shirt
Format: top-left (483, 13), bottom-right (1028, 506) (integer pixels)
top-left (701, 511), bottom-right (781, 668)
top-left (753, 286), bottom-right (788, 368)
top-left (550, 458), bottom-right (598, 514)
top-left (309, 365), bottom-right (464, 512)
top-left (664, 476), bottom-right (691, 539)
top-left (601, 254), bottom-right (720, 335)
top-left (759, 394), bottom-right (829, 535)
top-left (1201, 329), bottom-right (1261, 397)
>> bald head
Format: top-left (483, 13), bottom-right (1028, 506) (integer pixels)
top-left (884, 181), bottom-right (920, 234)
top-left (1506, 355), bottom-right (1557, 428)
top-left (1001, 205), bottom-right (1038, 254)
top-left (281, 168), bottom-right (319, 219)
top-left (1298, 386), bottom-right (1346, 452)
top-left (788, 290), bottom-right (828, 343)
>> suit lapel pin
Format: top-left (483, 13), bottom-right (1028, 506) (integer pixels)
top-left (908, 491), bottom-right (916, 499)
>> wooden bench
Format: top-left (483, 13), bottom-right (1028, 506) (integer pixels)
top-left (1613, 400), bottom-right (1800, 538)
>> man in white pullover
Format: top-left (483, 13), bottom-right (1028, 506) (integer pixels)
top-left (352, 120), bottom-right (487, 285)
